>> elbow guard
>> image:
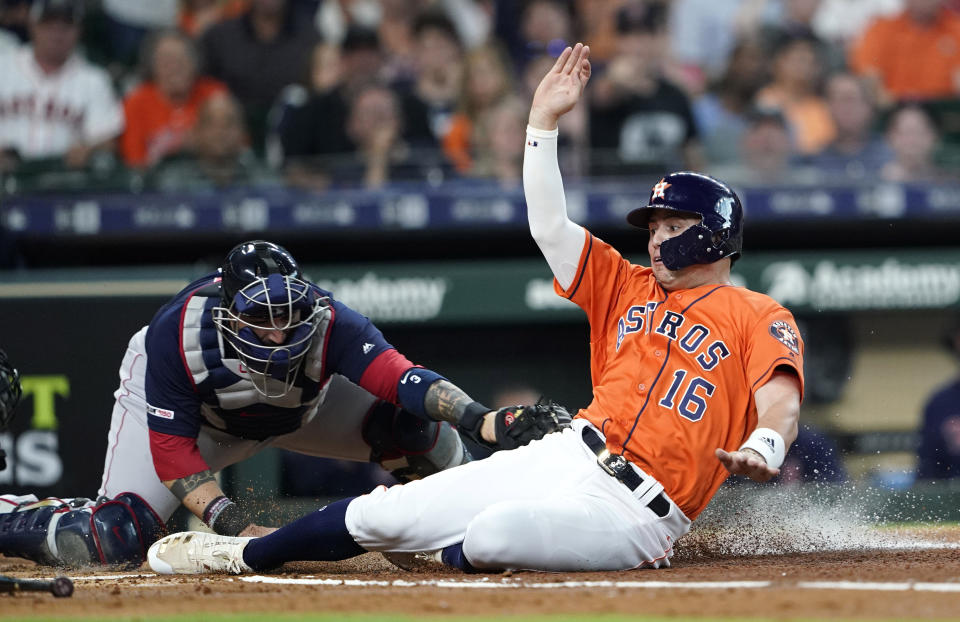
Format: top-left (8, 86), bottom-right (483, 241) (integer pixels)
top-left (395, 367), bottom-right (446, 420)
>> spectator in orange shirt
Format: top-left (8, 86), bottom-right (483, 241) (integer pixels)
top-left (755, 34), bottom-right (835, 155)
top-left (121, 30), bottom-right (226, 168)
top-left (850, 0), bottom-right (960, 101)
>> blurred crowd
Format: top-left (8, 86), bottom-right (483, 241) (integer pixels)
top-left (2, 0), bottom-right (960, 194)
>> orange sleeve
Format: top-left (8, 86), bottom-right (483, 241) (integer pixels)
top-left (553, 233), bottom-right (631, 329)
top-left (744, 307), bottom-right (805, 401)
top-left (120, 92), bottom-right (148, 167)
top-left (849, 18), bottom-right (887, 77)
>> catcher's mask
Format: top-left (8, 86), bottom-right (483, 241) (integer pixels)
top-left (626, 171), bottom-right (743, 271)
top-left (212, 241), bottom-right (322, 398)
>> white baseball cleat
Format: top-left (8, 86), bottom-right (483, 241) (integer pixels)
top-left (148, 531), bottom-right (254, 575)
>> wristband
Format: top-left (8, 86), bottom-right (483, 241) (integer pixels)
top-left (738, 428), bottom-right (785, 469)
top-left (459, 401), bottom-right (491, 434)
top-left (203, 496), bottom-right (251, 536)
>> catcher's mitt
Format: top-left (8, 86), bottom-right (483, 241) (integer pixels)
top-left (461, 400), bottom-right (572, 451)
top-left (0, 349), bottom-right (21, 431)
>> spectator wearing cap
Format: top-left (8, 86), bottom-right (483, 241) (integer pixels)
top-left (0, 0), bottom-right (123, 173)
top-left (916, 319), bottom-right (960, 480)
top-left (589, 1), bottom-right (703, 176)
top-left (851, 0), bottom-right (960, 102)
top-left (810, 72), bottom-right (892, 181)
top-left (755, 34), bottom-right (835, 155)
top-left (120, 30), bottom-right (227, 168)
top-left (199, 0), bottom-right (320, 151)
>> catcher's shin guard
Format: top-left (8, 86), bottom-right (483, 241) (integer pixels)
top-left (364, 403), bottom-right (470, 482)
top-left (0, 497), bottom-right (64, 565)
top-left (0, 493), bottom-right (165, 568)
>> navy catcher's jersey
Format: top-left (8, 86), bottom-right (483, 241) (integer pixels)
top-left (143, 273), bottom-right (397, 441)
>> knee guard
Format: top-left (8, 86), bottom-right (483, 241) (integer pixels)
top-left (0, 492), bottom-right (166, 568)
top-left (363, 402), bottom-right (471, 482)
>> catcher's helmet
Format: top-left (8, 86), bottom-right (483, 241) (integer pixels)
top-left (213, 241), bottom-right (322, 398)
top-left (626, 172), bottom-right (743, 270)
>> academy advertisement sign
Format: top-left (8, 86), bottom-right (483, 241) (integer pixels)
top-left (759, 258), bottom-right (960, 311)
top-left (313, 273), bottom-right (449, 322)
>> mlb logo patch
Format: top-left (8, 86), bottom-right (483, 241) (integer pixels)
top-left (147, 404), bottom-right (175, 420)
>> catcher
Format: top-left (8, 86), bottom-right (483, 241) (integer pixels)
top-left (0, 240), bottom-right (570, 568)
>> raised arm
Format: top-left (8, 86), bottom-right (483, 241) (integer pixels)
top-left (524, 44), bottom-right (592, 290)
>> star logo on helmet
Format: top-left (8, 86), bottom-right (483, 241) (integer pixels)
top-left (651, 178), bottom-right (671, 200)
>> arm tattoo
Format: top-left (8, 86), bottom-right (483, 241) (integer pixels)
top-left (424, 380), bottom-right (474, 425)
top-left (168, 469), bottom-right (217, 500)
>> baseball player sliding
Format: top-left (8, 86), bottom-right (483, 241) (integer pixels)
top-left (147, 43), bottom-right (804, 574)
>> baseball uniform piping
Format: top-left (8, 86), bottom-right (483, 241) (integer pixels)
top-left (623, 285), bottom-right (730, 449)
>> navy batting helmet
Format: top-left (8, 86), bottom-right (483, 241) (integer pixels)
top-left (213, 241), bottom-right (323, 398)
top-left (626, 172), bottom-right (743, 271)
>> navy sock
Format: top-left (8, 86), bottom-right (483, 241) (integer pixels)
top-left (242, 497), bottom-right (365, 571)
top-left (440, 542), bottom-right (480, 573)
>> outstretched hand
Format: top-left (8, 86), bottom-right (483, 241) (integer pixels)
top-left (715, 447), bottom-right (780, 483)
top-left (529, 42), bottom-right (591, 131)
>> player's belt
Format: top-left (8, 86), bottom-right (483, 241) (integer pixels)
top-left (581, 427), bottom-right (670, 518)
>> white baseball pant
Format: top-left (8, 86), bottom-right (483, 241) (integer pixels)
top-left (346, 419), bottom-right (691, 571)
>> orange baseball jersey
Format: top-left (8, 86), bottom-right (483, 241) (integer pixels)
top-left (555, 233), bottom-right (805, 520)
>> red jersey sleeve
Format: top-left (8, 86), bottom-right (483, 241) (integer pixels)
top-left (357, 348), bottom-right (416, 404)
top-left (149, 430), bottom-right (210, 481)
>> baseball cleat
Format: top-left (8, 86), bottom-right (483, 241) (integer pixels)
top-left (148, 531), bottom-right (254, 575)
top-left (381, 549), bottom-right (443, 572)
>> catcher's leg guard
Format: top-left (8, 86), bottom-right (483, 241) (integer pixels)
top-left (0, 497), bottom-right (67, 565)
top-left (0, 493), bottom-right (165, 568)
top-left (363, 402), bottom-right (470, 482)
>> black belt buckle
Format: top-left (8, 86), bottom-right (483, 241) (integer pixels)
top-left (598, 450), bottom-right (630, 478)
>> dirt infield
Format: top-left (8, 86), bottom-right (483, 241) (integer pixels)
top-left (1, 527), bottom-right (958, 620)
